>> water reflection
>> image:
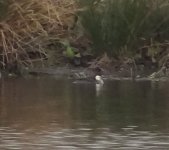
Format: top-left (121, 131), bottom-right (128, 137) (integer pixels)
top-left (95, 83), bottom-right (104, 97)
top-left (0, 77), bottom-right (169, 149)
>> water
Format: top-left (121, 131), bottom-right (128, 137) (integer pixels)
top-left (0, 77), bottom-right (169, 150)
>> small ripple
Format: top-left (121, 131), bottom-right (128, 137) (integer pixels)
top-left (1, 126), bottom-right (169, 149)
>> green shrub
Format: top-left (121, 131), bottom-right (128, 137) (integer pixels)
top-left (78, 0), bottom-right (169, 57)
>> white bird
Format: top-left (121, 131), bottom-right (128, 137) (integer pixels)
top-left (95, 75), bottom-right (104, 96)
top-left (95, 75), bottom-right (104, 84)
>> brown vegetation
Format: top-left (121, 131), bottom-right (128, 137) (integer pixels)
top-left (0, 0), bottom-right (77, 69)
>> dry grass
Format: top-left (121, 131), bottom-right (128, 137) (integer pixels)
top-left (0, 0), bottom-right (77, 68)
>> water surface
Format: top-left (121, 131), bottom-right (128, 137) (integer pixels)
top-left (0, 77), bottom-right (169, 149)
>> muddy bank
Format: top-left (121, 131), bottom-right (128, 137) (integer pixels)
top-left (1, 50), bottom-right (169, 82)
top-left (26, 66), bottom-right (169, 82)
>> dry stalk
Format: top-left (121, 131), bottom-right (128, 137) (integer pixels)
top-left (0, 0), bottom-right (77, 69)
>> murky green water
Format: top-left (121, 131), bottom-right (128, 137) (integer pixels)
top-left (0, 77), bottom-right (169, 150)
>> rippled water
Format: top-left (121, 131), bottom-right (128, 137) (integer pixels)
top-left (0, 77), bottom-right (169, 150)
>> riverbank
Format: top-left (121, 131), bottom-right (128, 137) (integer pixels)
top-left (15, 65), bottom-right (168, 82)
top-left (1, 0), bottom-right (169, 81)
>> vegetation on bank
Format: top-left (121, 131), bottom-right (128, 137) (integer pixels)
top-left (78, 0), bottom-right (169, 58)
top-left (1, 0), bottom-right (169, 74)
top-left (0, 0), bottom-right (76, 71)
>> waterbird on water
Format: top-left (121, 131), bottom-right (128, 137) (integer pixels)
top-left (72, 74), bottom-right (104, 96)
top-left (95, 75), bottom-right (104, 84)
top-left (95, 75), bottom-right (104, 96)
top-left (73, 75), bottom-right (104, 85)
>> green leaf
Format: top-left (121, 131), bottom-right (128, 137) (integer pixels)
top-left (65, 46), bottom-right (75, 58)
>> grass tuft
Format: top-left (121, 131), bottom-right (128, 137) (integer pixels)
top-left (78, 0), bottom-right (169, 57)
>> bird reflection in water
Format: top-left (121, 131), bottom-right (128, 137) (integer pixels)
top-left (95, 75), bottom-right (104, 96)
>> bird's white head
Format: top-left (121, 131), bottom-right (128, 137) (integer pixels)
top-left (95, 75), bottom-right (104, 84)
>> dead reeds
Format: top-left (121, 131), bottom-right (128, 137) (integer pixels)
top-left (0, 0), bottom-right (77, 68)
